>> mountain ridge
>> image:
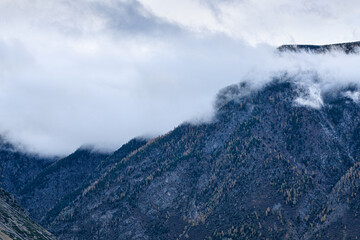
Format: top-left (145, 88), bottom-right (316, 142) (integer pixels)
top-left (278, 41), bottom-right (360, 54)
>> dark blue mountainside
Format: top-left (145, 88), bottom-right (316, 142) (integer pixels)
top-left (0, 138), bottom-right (54, 197)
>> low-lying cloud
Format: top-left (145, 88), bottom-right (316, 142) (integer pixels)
top-left (0, 0), bottom-right (360, 156)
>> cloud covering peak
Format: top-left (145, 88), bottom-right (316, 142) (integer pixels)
top-left (0, 0), bottom-right (360, 155)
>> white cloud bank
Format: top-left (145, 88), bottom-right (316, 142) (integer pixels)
top-left (0, 0), bottom-right (360, 155)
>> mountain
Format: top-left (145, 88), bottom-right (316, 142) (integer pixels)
top-left (0, 187), bottom-right (55, 240)
top-left (33, 76), bottom-right (360, 239)
top-left (278, 41), bottom-right (360, 54)
top-left (1, 43), bottom-right (360, 239)
top-left (0, 138), bottom-right (54, 197)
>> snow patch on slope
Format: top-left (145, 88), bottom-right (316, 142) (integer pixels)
top-left (294, 82), bottom-right (324, 109)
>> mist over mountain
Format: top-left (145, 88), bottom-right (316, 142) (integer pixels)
top-left (1, 0), bottom-right (360, 156)
top-left (1, 38), bottom-right (360, 157)
top-left (1, 41), bottom-right (360, 238)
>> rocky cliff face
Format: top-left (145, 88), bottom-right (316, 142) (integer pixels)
top-left (34, 76), bottom-right (360, 240)
top-left (0, 187), bottom-right (55, 240)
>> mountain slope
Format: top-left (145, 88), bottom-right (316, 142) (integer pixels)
top-left (18, 147), bottom-right (111, 222)
top-left (0, 188), bottom-right (55, 240)
top-left (42, 77), bottom-right (360, 239)
top-left (0, 139), bottom-right (54, 197)
top-left (11, 138), bottom-right (148, 226)
top-left (40, 138), bottom-right (148, 226)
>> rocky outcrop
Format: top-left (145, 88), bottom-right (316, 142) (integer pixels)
top-left (0, 188), bottom-right (55, 240)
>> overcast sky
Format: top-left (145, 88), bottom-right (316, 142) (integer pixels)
top-left (1, 0), bottom-right (360, 156)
